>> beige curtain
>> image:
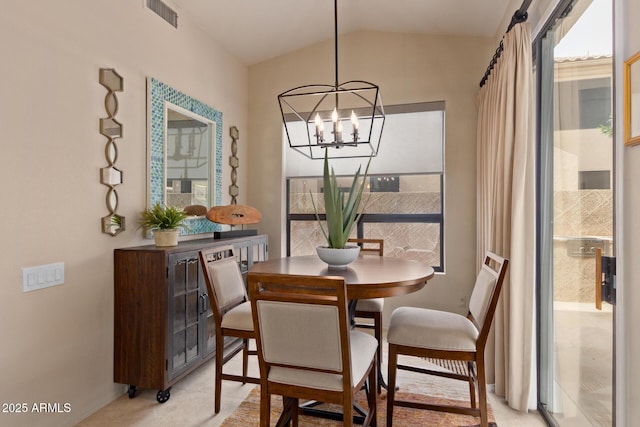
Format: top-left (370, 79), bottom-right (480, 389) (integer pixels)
top-left (476, 22), bottom-right (535, 412)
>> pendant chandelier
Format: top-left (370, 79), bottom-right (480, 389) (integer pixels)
top-left (278, 0), bottom-right (385, 160)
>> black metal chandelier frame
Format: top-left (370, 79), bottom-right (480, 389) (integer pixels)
top-left (278, 0), bottom-right (385, 160)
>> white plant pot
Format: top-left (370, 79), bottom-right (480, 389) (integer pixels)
top-left (316, 245), bottom-right (360, 269)
top-left (153, 229), bottom-right (180, 247)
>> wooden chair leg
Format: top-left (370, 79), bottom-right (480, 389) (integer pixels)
top-left (367, 355), bottom-right (378, 427)
top-left (373, 312), bottom-right (383, 394)
top-left (477, 357), bottom-right (488, 427)
top-left (214, 335), bottom-right (224, 414)
top-left (343, 393), bottom-right (354, 427)
top-left (242, 338), bottom-right (249, 384)
top-left (259, 388), bottom-right (270, 427)
top-left (467, 361), bottom-right (477, 408)
top-left (386, 345), bottom-right (398, 427)
top-left (291, 398), bottom-right (299, 427)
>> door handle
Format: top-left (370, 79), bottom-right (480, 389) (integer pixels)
top-left (595, 248), bottom-right (616, 309)
top-left (199, 293), bottom-right (209, 314)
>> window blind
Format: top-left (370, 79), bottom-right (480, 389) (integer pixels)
top-left (284, 102), bottom-right (444, 178)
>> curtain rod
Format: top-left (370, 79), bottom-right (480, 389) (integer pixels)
top-left (479, 0), bottom-right (532, 88)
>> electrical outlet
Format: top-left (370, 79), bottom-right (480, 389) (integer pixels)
top-left (22, 263), bottom-right (64, 292)
top-left (458, 296), bottom-right (467, 308)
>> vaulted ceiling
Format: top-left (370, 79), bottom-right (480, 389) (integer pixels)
top-left (172, 0), bottom-right (514, 65)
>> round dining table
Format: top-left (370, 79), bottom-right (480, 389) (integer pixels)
top-left (249, 254), bottom-right (435, 425)
top-left (249, 254), bottom-right (435, 300)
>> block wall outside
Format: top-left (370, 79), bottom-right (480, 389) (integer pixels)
top-left (292, 187), bottom-right (612, 303)
top-left (553, 189), bottom-right (613, 302)
top-left (289, 191), bottom-right (441, 267)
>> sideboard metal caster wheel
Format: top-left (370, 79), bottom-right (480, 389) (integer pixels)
top-left (156, 387), bottom-right (171, 403)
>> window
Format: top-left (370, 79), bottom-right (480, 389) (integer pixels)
top-left (555, 77), bottom-right (611, 130)
top-left (534, 0), bottom-right (614, 424)
top-left (285, 102), bottom-right (445, 271)
top-left (579, 86), bottom-right (611, 129)
top-left (579, 170), bottom-right (610, 189)
top-left (370, 176), bottom-right (400, 192)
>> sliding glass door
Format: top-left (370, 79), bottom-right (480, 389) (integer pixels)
top-left (537, 0), bottom-right (614, 425)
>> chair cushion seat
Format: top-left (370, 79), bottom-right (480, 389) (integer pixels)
top-left (221, 301), bottom-right (254, 331)
top-left (387, 307), bottom-right (478, 351)
top-left (355, 298), bottom-right (384, 312)
top-left (267, 331), bottom-right (377, 392)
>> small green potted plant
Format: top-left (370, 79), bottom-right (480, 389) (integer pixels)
top-left (138, 203), bottom-right (188, 246)
top-left (311, 150), bottom-right (371, 268)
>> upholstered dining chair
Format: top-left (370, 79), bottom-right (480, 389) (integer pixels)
top-left (347, 238), bottom-right (384, 393)
top-left (247, 272), bottom-right (378, 427)
top-left (386, 251), bottom-right (509, 427)
top-left (199, 246), bottom-right (259, 414)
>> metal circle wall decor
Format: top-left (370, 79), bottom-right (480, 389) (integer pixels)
top-left (99, 68), bottom-right (125, 236)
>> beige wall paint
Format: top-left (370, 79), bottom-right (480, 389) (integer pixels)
top-left (247, 32), bottom-right (494, 318)
top-left (0, 1), bottom-right (248, 425)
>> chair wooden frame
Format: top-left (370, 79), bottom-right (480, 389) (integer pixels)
top-left (199, 246), bottom-right (260, 414)
top-left (348, 238), bottom-right (384, 256)
top-left (386, 251), bottom-right (509, 427)
top-left (248, 272), bottom-right (378, 427)
top-left (348, 238), bottom-right (384, 393)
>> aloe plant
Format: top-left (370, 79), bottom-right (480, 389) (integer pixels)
top-left (310, 150), bottom-right (371, 249)
top-left (138, 203), bottom-right (188, 231)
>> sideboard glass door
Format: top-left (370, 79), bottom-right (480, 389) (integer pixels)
top-left (169, 253), bottom-right (202, 378)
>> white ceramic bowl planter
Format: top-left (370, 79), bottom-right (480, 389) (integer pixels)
top-left (316, 245), bottom-right (360, 269)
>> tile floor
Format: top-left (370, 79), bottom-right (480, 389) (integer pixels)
top-left (544, 303), bottom-right (613, 426)
top-left (79, 339), bottom-right (547, 427)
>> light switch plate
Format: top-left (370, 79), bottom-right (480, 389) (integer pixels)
top-left (22, 262), bottom-right (64, 292)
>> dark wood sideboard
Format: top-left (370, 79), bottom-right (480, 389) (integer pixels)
top-left (113, 235), bottom-right (268, 403)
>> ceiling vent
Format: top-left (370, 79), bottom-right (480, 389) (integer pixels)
top-left (147, 0), bottom-right (178, 28)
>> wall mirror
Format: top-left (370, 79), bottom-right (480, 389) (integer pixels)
top-left (166, 106), bottom-right (211, 208)
top-left (624, 52), bottom-right (640, 146)
top-left (147, 77), bottom-right (223, 235)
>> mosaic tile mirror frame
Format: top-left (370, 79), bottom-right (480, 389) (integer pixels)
top-left (147, 77), bottom-right (223, 236)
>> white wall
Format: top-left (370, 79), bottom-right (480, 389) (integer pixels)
top-left (247, 31), bottom-right (495, 318)
top-left (0, 1), bottom-right (248, 426)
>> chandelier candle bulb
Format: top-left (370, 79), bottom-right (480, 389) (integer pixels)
top-left (314, 113), bottom-right (324, 142)
top-left (331, 107), bottom-right (339, 142)
top-left (351, 110), bottom-right (359, 141)
top-left (337, 120), bottom-right (344, 142)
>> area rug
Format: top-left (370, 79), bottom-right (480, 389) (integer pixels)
top-left (221, 386), bottom-right (497, 426)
